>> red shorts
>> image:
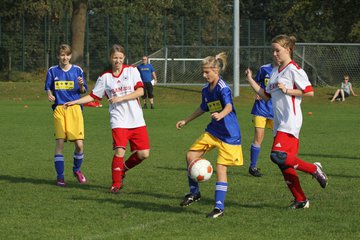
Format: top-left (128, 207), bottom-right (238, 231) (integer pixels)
top-left (271, 131), bottom-right (299, 155)
top-left (112, 126), bottom-right (150, 151)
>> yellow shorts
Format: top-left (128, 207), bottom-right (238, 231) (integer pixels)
top-left (253, 116), bottom-right (273, 129)
top-left (189, 132), bottom-right (243, 166)
top-left (53, 105), bottom-right (84, 141)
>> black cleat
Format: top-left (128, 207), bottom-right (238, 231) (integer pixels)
top-left (206, 208), bottom-right (224, 218)
top-left (180, 192), bottom-right (201, 207)
top-left (249, 167), bottom-right (263, 177)
top-left (288, 200), bottom-right (310, 209)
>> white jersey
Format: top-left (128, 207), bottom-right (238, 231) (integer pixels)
top-left (265, 61), bottom-right (313, 139)
top-left (90, 65), bottom-right (146, 129)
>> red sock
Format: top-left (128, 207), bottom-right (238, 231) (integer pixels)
top-left (281, 167), bottom-right (307, 202)
top-left (285, 154), bottom-right (317, 174)
top-left (112, 155), bottom-right (124, 188)
top-left (124, 152), bottom-right (143, 172)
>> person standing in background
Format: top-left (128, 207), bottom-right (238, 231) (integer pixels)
top-left (137, 56), bottom-right (157, 109)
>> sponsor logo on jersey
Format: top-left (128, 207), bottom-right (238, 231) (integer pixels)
top-left (207, 100), bottom-right (222, 113)
top-left (55, 81), bottom-right (74, 90)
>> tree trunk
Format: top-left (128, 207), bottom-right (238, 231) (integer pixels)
top-left (71, 0), bottom-right (88, 66)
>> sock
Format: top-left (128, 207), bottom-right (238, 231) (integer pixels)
top-left (188, 175), bottom-right (199, 194)
top-left (250, 143), bottom-right (261, 168)
top-left (73, 152), bottom-right (84, 172)
top-left (54, 154), bottom-right (64, 180)
top-left (214, 182), bottom-right (228, 210)
top-left (124, 152), bottom-right (143, 172)
top-left (285, 154), bottom-right (317, 174)
top-left (280, 167), bottom-right (307, 202)
top-left (112, 155), bottom-right (124, 188)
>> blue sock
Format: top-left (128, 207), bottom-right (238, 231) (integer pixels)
top-left (54, 154), bottom-right (64, 179)
top-left (73, 152), bottom-right (84, 172)
top-left (250, 143), bottom-right (261, 168)
top-left (188, 175), bottom-right (199, 194)
top-left (215, 182), bottom-right (228, 210)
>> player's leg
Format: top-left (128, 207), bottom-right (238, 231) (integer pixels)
top-left (206, 164), bottom-right (227, 218)
top-left (73, 139), bottom-right (86, 184)
top-left (142, 83), bottom-right (149, 108)
top-left (249, 116), bottom-right (266, 177)
top-left (340, 89), bottom-right (345, 101)
top-left (54, 139), bottom-right (65, 186)
top-left (110, 128), bottom-right (127, 193)
top-left (124, 126), bottom-right (150, 171)
top-left (53, 106), bottom-right (66, 186)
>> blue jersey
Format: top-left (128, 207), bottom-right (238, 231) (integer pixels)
top-left (44, 65), bottom-right (87, 110)
top-left (137, 63), bottom-right (155, 82)
top-left (200, 78), bottom-right (241, 145)
top-left (250, 63), bottom-right (273, 119)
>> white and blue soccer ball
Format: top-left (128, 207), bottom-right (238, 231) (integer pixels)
top-left (188, 158), bottom-right (213, 182)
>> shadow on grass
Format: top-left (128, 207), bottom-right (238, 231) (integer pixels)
top-left (0, 174), bottom-right (107, 190)
top-left (300, 153), bottom-right (360, 160)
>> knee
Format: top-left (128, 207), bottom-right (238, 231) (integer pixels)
top-left (137, 150), bottom-right (150, 160)
top-left (270, 151), bottom-right (287, 165)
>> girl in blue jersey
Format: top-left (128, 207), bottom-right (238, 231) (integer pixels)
top-left (248, 63), bottom-right (274, 177)
top-left (176, 52), bottom-right (243, 218)
top-left (44, 44), bottom-right (88, 187)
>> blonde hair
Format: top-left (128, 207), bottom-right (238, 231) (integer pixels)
top-left (272, 34), bottom-right (296, 59)
top-left (202, 52), bottom-right (227, 73)
top-left (109, 44), bottom-right (126, 57)
top-left (57, 44), bottom-right (72, 56)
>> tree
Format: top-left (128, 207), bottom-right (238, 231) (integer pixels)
top-left (71, 0), bottom-right (88, 66)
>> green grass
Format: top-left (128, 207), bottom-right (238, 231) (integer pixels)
top-left (0, 82), bottom-right (360, 240)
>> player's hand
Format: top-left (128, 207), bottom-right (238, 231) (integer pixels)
top-left (78, 76), bottom-right (84, 86)
top-left (48, 95), bottom-right (56, 102)
top-left (244, 68), bottom-right (253, 81)
top-left (109, 96), bottom-right (123, 104)
top-left (277, 83), bottom-right (286, 93)
top-left (255, 94), bottom-right (262, 100)
top-left (63, 101), bottom-right (75, 109)
top-left (176, 120), bottom-right (186, 129)
top-left (211, 112), bottom-right (223, 121)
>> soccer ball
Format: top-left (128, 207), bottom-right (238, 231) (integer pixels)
top-left (188, 158), bottom-right (213, 182)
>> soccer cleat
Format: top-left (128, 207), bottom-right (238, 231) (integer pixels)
top-left (313, 162), bottom-right (328, 188)
top-left (150, 105), bottom-right (154, 109)
top-left (74, 171), bottom-right (87, 184)
top-left (206, 208), bottom-right (224, 218)
top-left (288, 200), bottom-right (310, 209)
top-left (56, 178), bottom-right (66, 187)
top-left (249, 167), bottom-right (263, 177)
top-left (109, 186), bottom-right (121, 194)
top-left (180, 192), bottom-right (201, 207)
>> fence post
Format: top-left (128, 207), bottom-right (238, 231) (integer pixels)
top-left (22, 15), bottom-right (25, 71)
top-left (164, 46), bottom-right (168, 85)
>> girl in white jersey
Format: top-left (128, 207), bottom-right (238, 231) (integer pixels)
top-left (245, 34), bottom-right (328, 209)
top-left (65, 44), bottom-right (150, 193)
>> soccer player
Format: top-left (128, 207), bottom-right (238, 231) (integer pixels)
top-left (137, 56), bottom-right (157, 109)
top-left (330, 74), bottom-right (358, 102)
top-left (65, 44), bottom-right (150, 193)
top-left (44, 44), bottom-right (88, 187)
top-left (248, 63), bottom-right (274, 177)
top-left (176, 52), bottom-right (243, 218)
top-left (245, 34), bottom-right (328, 209)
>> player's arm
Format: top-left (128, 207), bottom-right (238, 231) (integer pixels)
top-left (109, 86), bottom-right (144, 104)
top-left (245, 68), bottom-right (270, 101)
top-left (278, 83), bottom-right (314, 97)
top-left (176, 107), bottom-right (205, 129)
top-left (65, 94), bottom-right (95, 107)
top-left (350, 84), bottom-right (358, 96)
top-left (211, 103), bottom-right (232, 121)
top-left (152, 71), bottom-right (158, 84)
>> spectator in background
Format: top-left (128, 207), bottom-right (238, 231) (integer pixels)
top-left (330, 74), bottom-right (358, 102)
top-left (137, 56), bottom-right (157, 109)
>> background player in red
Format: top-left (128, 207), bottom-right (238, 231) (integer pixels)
top-left (245, 34), bottom-right (328, 209)
top-left (44, 44), bottom-right (88, 186)
top-left (65, 44), bottom-right (150, 193)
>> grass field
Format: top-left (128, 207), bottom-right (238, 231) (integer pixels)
top-left (0, 81), bottom-right (359, 240)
